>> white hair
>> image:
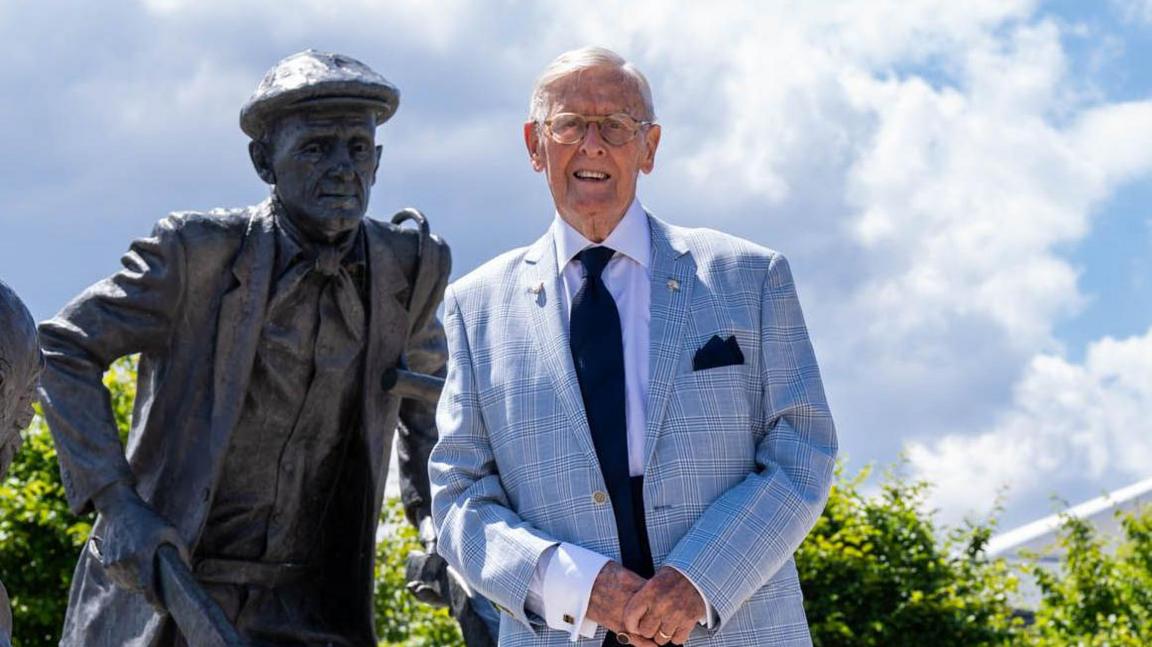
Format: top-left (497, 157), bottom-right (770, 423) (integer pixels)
top-left (528, 46), bottom-right (656, 123)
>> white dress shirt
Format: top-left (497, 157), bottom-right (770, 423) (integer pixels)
top-left (523, 199), bottom-right (711, 641)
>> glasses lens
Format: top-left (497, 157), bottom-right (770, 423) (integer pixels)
top-left (545, 113), bottom-right (644, 145)
top-left (599, 115), bottom-right (637, 146)
top-left (548, 114), bottom-right (586, 144)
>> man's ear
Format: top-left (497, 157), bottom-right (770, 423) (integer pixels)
top-left (524, 121), bottom-right (545, 173)
top-left (249, 140), bottom-right (276, 185)
top-left (640, 124), bottom-right (661, 175)
top-left (370, 144), bottom-right (383, 185)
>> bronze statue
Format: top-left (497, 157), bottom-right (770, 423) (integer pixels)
top-left (38, 50), bottom-right (451, 646)
top-left (0, 279), bottom-right (43, 647)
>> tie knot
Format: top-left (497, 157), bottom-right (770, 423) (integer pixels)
top-left (314, 245), bottom-right (344, 277)
top-left (577, 246), bottom-right (616, 281)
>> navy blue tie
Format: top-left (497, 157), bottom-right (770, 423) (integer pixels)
top-left (569, 245), bottom-right (653, 587)
top-left (570, 247), bottom-right (658, 646)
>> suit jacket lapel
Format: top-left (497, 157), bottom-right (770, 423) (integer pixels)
top-left (644, 215), bottom-right (696, 469)
top-left (210, 200), bottom-right (276, 459)
top-left (362, 221), bottom-right (410, 491)
top-left (523, 230), bottom-right (601, 470)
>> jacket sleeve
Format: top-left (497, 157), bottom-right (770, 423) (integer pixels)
top-left (396, 233), bottom-right (451, 528)
top-left (661, 253), bottom-right (837, 631)
top-left (429, 286), bottom-right (559, 633)
top-left (37, 216), bottom-right (186, 514)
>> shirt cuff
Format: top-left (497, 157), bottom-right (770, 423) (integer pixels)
top-left (525, 542), bottom-right (610, 640)
top-left (666, 565), bottom-right (717, 628)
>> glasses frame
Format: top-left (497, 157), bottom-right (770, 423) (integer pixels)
top-left (539, 112), bottom-right (655, 146)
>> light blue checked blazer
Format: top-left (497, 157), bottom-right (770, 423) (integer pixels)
top-left (430, 214), bottom-right (837, 646)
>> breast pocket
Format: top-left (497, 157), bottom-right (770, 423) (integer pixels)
top-left (669, 362), bottom-right (756, 429)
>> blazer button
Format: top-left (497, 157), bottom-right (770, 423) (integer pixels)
top-left (592, 491), bottom-right (608, 505)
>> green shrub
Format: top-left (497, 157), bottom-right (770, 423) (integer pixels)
top-left (1027, 508), bottom-right (1152, 645)
top-left (0, 358), bottom-right (135, 645)
top-left (0, 406), bottom-right (91, 646)
top-left (374, 498), bottom-right (464, 646)
top-left (797, 465), bottom-right (1024, 646)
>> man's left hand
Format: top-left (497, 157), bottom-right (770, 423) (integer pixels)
top-left (622, 566), bottom-right (705, 645)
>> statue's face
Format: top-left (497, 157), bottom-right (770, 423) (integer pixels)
top-left (0, 358), bottom-right (36, 477)
top-left (265, 107), bottom-right (381, 243)
top-left (0, 288), bottom-right (39, 477)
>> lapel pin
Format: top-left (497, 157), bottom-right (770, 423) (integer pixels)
top-left (667, 278), bottom-right (680, 292)
top-left (528, 281), bottom-right (545, 295)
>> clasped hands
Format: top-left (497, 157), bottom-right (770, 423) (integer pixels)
top-left (586, 562), bottom-right (705, 646)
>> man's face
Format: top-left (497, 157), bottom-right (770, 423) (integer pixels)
top-left (263, 107), bottom-right (381, 243)
top-left (0, 358), bottom-right (37, 477)
top-left (524, 66), bottom-right (661, 242)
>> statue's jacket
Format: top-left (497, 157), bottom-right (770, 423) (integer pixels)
top-left (38, 198), bottom-right (450, 645)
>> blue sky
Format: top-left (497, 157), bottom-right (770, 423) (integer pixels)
top-left (0, 0), bottom-right (1149, 530)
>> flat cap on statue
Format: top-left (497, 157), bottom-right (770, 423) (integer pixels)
top-left (240, 49), bottom-right (400, 139)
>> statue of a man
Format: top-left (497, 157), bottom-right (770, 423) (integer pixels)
top-left (0, 280), bottom-right (43, 647)
top-left (38, 50), bottom-right (450, 645)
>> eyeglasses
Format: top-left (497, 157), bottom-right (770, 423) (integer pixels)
top-left (540, 112), bottom-right (653, 146)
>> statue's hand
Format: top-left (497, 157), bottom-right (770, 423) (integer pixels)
top-left (405, 549), bottom-right (449, 607)
top-left (405, 515), bottom-right (451, 605)
top-left (91, 482), bottom-right (190, 610)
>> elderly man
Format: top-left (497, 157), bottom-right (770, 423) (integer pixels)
top-left (39, 50), bottom-right (450, 645)
top-left (0, 280), bottom-right (43, 647)
top-left (430, 47), bottom-right (837, 646)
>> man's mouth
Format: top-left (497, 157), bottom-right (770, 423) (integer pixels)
top-left (573, 170), bottom-right (610, 182)
top-left (319, 192), bottom-right (358, 202)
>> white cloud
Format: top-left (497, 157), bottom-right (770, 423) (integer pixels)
top-left (72, 57), bottom-right (251, 140)
top-left (138, 0), bottom-right (479, 52)
top-left (909, 327), bottom-right (1152, 523)
top-left (1, 0), bottom-right (1150, 528)
top-left (1112, 0), bottom-right (1152, 23)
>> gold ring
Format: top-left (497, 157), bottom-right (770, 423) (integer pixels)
top-left (657, 630), bottom-right (674, 641)
top-left (616, 632), bottom-right (632, 645)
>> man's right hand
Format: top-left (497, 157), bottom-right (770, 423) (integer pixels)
top-left (586, 562), bottom-right (658, 647)
top-left (91, 481), bottom-right (189, 610)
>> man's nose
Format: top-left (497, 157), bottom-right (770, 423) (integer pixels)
top-left (578, 122), bottom-right (608, 156)
top-left (327, 146), bottom-right (356, 179)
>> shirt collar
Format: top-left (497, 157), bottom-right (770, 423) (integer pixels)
top-left (553, 198), bottom-right (651, 271)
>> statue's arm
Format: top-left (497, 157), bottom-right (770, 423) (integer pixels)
top-left (397, 233), bottom-right (451, 531)
top-left (0, 580), bottom-right (10, 647)
top-left (38, 216), bottom-right (186, 515)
